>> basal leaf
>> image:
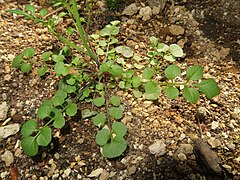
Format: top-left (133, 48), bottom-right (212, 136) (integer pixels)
top-left (109, 65), bottom-right (123, 76)
top-left (132, 76), bottom-right (142, 88)
top-left (102, 136), bottom-right (127, 158)
top-left (96, 129), bottom-right (111, 146)
top-left (39, 8), bottom-right (48, 18)
top-left (93, 97), bottom-right (105, 107)
top-left (25, 5), bottom-right (36, 15)
top-left (36, 127), bottom-right (52, 146)
top-left (186, 65), bottom-right (203, 80)
top-left (163, 54), bottom-right (175, 62)
top-left (53, 111), bottom-right (65, 128)
top-left (38, 65), bottom-right (48, 76)
top-left (109, 107), bottom-right (123, 120)
top-left (133, 89), bottom-right (142, 98)
top-left (41, 51), bottom-right (52, 61)
top-left (112, 122), bottom-right (127, 137)
top-left (164, 64), bottom-right (180, 80)
top-left (197, 79), bottom-right (220, 98)
top-left (164, 86), bottom-right (179, 99)
top-left (110, 96), bottom-right (121, 106)
top-left (52, 90), bottom-right (67, 106)
top-left (20, 63), bottom-right (32, 73)
top-left (22, 47), bottom-right (36, 58)
top-left (143, 67), bottom-right (154, 79)
top-left (12, 55), bottom-right (23, 68)
top-left (21, 119), bottom-right (39, 138)
top-left (93, 113), bottom-right (106, 127)
top-left (169, 44), bottom-right (183, 57)
top-left (182, 86), bottom-right (199, 103)
top-left (66, 102), bottom-right (77, 116)
top-left (21, 136), bottom-right (38, 156)
top-left (37, 100), bottom-right (53, 119)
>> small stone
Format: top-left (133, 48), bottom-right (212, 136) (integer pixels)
top-left (169, 25), bottom-right (185, 35)
top-left (1, 150), bottom-right (14, 167)
top-left (177, 153), bottom-right (187, 161)
top-left (175, 115), bottom-right (184, 124)
top-left (128, 166), bottom-right (137, 175)
top-left (149, 139), bottom-right (166, 156)
top-left (152, 6), bottom-right (160, 15)
top-left (62, 168), bottom-right (71, 178)
top-left (179, 133), bottom-right (186, 141)
top-left (139, 6), bottom-right (152, 21)
top-left (14, 148), bottom-right (22, 157)
top-left (222, 164), bottom-right (232, 173)
top-left (211, 121), bottom-right (219, 130)
top-left (0, 102), bottom-right (8, 121)
top-left (177, 144), bottom-right (194, 154)
top-left (207, 137), bottom-right (221, 148)
top-left (4, 74), bottom-right (11, 81)
top-left (87, 168), bottom-right (103, 177)
top-left (122, 3), bottom-right (138, 16)
top-left (99, 169), bottom-right (109, 180)
top-left (0, 123), bottom-right (20, 141)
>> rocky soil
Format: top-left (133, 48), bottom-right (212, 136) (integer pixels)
top-left (0, 0), bottom-right (239, 179)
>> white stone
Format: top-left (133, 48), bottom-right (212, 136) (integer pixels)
top-left (62, 168), bottom-right (71, 178)
top-left (122, 3), bottom-right (139, 16)
top-left (177, 153), bottom-right (187, 161)
top-left (149, 139), bottom-right (166, 156)
top-left (211, 121), bottom-right (219, 130)
top-left (169, 25), bottom-right (185, 35)
top-left (207, 137), bottom-right (221, 148)
top-left (0, 123), bottom-right (20, 141)
top-left (0, 102), bottom-right (8, 121)
top-left (139, 6), bottom-right (152, 21)
top-left (1, 150), bottom-right (14, 167)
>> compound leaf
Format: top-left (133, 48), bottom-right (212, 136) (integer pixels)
top-left (186, 65), bottom-right (203, 80)
top-left (164, 64), bottom-right (180, 80)
top-left (21, 119), bottom-right (39, 138)
top-left (197, 79), bottom-right (220, 98)
top-left (164, 86), bottom-right (179, 99)
top-left (182, 86), bottom-right (199, 103)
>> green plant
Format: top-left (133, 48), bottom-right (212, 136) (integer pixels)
top-left (105, 0), bottom-right (122, 10)
top-left (9, 0), bottom-right (220, 159)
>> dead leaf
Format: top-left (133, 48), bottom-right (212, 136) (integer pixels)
top-left (10, 166), bottom-right (19, 180)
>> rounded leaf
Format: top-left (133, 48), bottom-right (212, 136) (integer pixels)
top-left (53, 110), bottom-right (65, 128)
top-left (164, 64), bottom-right (181, 80)
top-left (38, 65), bottom-right (48, 76)
top-left (164, 86), bottom-right (179, 99)
top-left (112, 122), bottom-right (127, 137)
top-left (20, 63), bottom-right (32, 73)
top-left (197, 79), bottom-right (220, 98)
top-left (22, 47), bottom-right (36, 58)
top-left (109, 65), bottom-right (123, 76)
top-left (163, 54), bottom-right (176, 62)
top-left (93, 97), bottom-right (105, 107)
top-left (110, 96), bottom-right (121, 106)
top-left (133, 89), bottom-right (142, 98)
top-left (36, 127), bottom-right (52, 146)
top-left (93, 113), bottom-right (106, 127)
top-left (96, 129), bottom-right (111, 146)
top-left (37, 100), bottom-right (53, 119)
top-left (12, 55), bottom-right (23, 68)
top-left (41, 51), bottom-right (52, 61)
top-left (21, 136), bottom-right (38, 156)
top-left (116, 46), bottom-right (133, 58)
top-left (21, 119), bottom-right (39, 138)
top-left (186, 65), bottom-right (203, 80)
top-left (109, 107), bottom-right (123, 120)
top-left (132, 76), bottom-right (142, 88)
top-left (183, 86), bottom-right (199, 103)
top-left (169, 44), bottom-right (183, 57)
top-left (143, 67), bottom-right (154, 79)
top-left (66, 102), bottom-right (77, 116)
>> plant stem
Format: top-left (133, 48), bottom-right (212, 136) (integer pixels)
top-left (71, 0), bottom-right (100, 67)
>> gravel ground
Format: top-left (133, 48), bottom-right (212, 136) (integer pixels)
top-left (0, 0), bottom-right (239, 179)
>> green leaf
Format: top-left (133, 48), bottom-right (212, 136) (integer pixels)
top-left (12, 55), bottom-right (23, 68)
top-left (96, 129), bottom-right (111, 146)
top-left (20, 63), bottom-right (32, 73)
top-left (66, 102), bottom-right (77, 116)
top-left (53, 111), bottom-right (65, 128)
top-left (41, 51), bottom-right (52, 61)
top-left (66, 76), bottom-right (76, 85)
top-left (81, 109), bottom-right (98, 119)
top-left (39, 8), bottom-right (48, 18)
top-left (163, 54), bottom-right (176, 62)
top-left (38, 65), bottom-right (48, 76)
top-left (143, 67), bottom-right (154, 79)
top-left (54, 62), bottom-right (69, 76)
top-left (52, 90), bottom-right (67, 106)
top-left (21, 119), bottom-right (39, 138)
top-left (164, 64), bottom-right (181, 80)
top-left (125, 70), bottom-right (134, 79)
top-left (144, 81), bottom-right (161, 100)
top-left (96, 83), bottom-right (104, 91)
top-left (118, 81), bottom-right (125, 89)
top-left (52, 55), bottom-right (65, 62)
top-left (133, 89), bottom-right (142, 98)
top-left (112, 122), bottom-right (127, 137)
top-left (109, 65), bottom-right (123, 76)
top-left (109, 107), bottom-right (123, 120)
top-left (71, 56), bottom-right (81, 65)
top-left (66, 85), bottom-right (76, 93)
top-left (115, 46), bottom-right (134, 58)
top-left (8, 9), bottom-right (32, 18)
top-left (99, 40), bottom-right (107, 47)
top-left (100, 25), bottom-right (119, 36)
top-left (96, 47), bottom-right (105, 56)
top-left (169, 44), bottom-right (183, 57)
top-left (103, 136), bottom-right (127, 158)
top-left (37, 100), bottom-right (53, 119)
top-left (150, 36), bottom-right (158, 46)
top-left (23, 47), bottom-right (36, 58)
top-left (21, 136), bottom-right (38, 156)
top-left (110, 20), bottom-right (120, 26)
top-left (110, 96), bottom-right (121, 106)
top-left (93, 97), bottom-right (105, 107)
top-left (66, 27), bottom-right (74, 36)
top-left (182, 86), bottom-right (199, 103)
top-left (36, 127), bottom-right (52, 146)
top-left (132, 76), bottom-right (142, 88)
top-left (157, 43), bottom-right (169, 52)
top-left (186, 65), bottom-right (203, 80)
top-left (197, 79), bottom-right (220, 98)
top-left (25, 5), bottom-right (36, 15)
top-left (93, 113), bottom-right (106, 127)
top-left (164, 86), bottom-right (179, 99)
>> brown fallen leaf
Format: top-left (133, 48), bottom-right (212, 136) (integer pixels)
top-left (10, 166), bottom-right (19, 180)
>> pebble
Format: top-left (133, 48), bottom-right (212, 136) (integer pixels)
top-left (127, 166), bottom-right (137, 175)
top-left (0, 101), bottom-right (8, 121)
top-left (122, 3), bottom-right (139, 16)
top-left (169, 25), bottom-right (185, 35)
top-left (99, 169), bottom-right (110, 180)
top-left (211, 121), bottom-right (219, 130)
top-left (1, 150), bottom-right (14, 167)
top-left (0, 123), bottom-right (20, 141)
top-left (179, 133), bottom-right (186, 140)
top-left (148, 139), bottom-right (166, 156)
top-left (176, 144), bottom-right (194, 155)
top-left (139, 6), bottom-right (152, 21)
top-left (177, 153), bottom-right (187, 161)
top-left (207, 137), bottom-right (221, 148)
top-left (62, 168), bottom-right (71, 178)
